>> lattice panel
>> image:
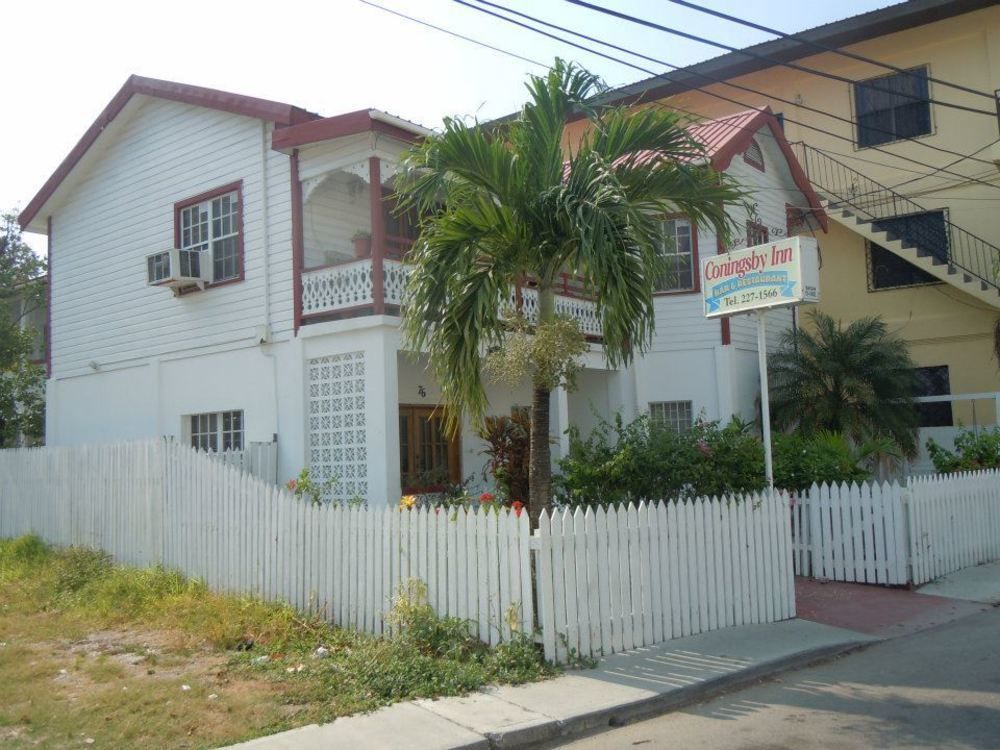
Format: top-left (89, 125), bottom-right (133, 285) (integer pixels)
top-left (301, 261), bottom-right (374, 316)
top-left (308, 351), bottom-right (368, 503)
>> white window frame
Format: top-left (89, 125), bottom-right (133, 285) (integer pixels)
top-left (657, 218), bottom-right (695, 292)
top-left (178, 189), bottom-right (241, 283)
top-left (649, 401), bottom-right (694, 434)
top-left (189, 410), bottom-right (244, 452)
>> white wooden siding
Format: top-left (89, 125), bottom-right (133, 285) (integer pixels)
top-left (49, 98), bottom-right (294, 379)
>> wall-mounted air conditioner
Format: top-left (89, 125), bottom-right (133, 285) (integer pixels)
top-left (146, 248), bottom-right (211, 293)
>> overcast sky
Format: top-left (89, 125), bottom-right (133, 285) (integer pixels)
top-left (5, 0), bottom-right (889, 253)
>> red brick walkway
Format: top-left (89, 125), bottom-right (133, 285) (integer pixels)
top-left (795, 577), bottom-right (989, 637)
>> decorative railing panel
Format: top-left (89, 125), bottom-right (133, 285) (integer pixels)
top-left (301, 260), bottom-right (602, 336)
top-left (301, 260), bottom-right (375, 315)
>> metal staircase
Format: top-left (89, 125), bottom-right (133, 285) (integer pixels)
top-left (792, 142), bottom-right (1000, 308)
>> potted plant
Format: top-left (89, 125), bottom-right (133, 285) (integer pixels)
top-left (352, 229), bottom-right (372, 259)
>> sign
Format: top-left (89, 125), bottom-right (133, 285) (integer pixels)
top-left (702, 236), bottom-right (819, 319)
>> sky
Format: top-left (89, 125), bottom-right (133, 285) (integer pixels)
top-left (4, 0), bottom-right (893, 254)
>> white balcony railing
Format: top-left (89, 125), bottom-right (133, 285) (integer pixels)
top-left (301, 258), bottom-right (602, 336)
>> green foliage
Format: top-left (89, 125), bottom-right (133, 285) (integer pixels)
top-left (477, 411), bottom-right (531, 502)
top-left (768, 310), bottom-right (919, 457)
top-left (772, 431), bottom-right (872, 491)
top-left (555, 416), bottom-right (879, 503)
top-left (927, 427), bottom-right (1000, 473)
top-left (0, 212), bottom-right (46, 447)
top-left (555, 415), bottom-right (766, 506)
top-left (286, 467), bottom-right (338, 505)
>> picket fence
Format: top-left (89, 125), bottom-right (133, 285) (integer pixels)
top-left (536, 493), bottom-right (795, 663)
top-left (791, 470), bottom-right (1000, 587)
top-left (0, 440), bottom-right (796, 663)
top-left (208, 441), bottom-right (279, 484)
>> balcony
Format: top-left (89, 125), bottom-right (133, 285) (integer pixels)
top-left (301, 259), bottom-right (602, 337)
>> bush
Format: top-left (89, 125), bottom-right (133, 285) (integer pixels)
top-left (555, 415), bottom-right (877, 504)
top-left (555, 415), bottom-right (766, 505)
top-left (772, 431), bottom-right (871, 491)
top-left (927, 427), bottom-right (1000, 473)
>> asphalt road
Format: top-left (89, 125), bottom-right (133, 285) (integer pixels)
top-left (558, 608), bottom-right (1000, 750)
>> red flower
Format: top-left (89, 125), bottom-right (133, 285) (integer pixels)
top-left (479, 492), bottom-right (495, 504)
top-left (511, 500), bottom-right (524, 517)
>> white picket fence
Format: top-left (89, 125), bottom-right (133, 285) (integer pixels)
top-left (0, 441), bottom-right (800, 663)
top-left (206, 441), bottom-right (278, 484)
top-left (536, 493), bottom-right (795, 663)
top-left (0, 440), bottom-right (532, 644)
top-left (909, 470), bottom-right (1000, 585)
top-left (791, 470), bottom-right (1000, 587)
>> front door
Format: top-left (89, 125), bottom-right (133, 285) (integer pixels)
top-left (399, 406), bottom-right (462, 492)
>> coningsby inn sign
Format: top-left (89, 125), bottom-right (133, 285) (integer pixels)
top-left (701, 236), bottom-right (820, 318)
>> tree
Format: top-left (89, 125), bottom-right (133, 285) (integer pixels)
top-left (768, 310), bottom-right (919, 457)
top-left (395, 61), bottom-right (742, 524)
top-left (0, 212), bottom-right (46, 447)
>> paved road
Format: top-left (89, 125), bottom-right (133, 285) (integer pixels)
top-left (558, 608), bottom-right (1000, 750)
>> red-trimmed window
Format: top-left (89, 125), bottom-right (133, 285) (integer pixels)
top-left (746, 220), bottom-right (769, 247)
top-left (743, 139), bottom-right (765, 172)
top-left (656, 217), bottom-right (698, 292)
top-left (175, 182), bottom-right (243, 285)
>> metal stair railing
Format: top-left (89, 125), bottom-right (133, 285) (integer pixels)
top-left (792, 142), bottom-right (1000, 291)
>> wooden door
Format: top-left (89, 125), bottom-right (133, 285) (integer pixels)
top-left (399, 406), bottom-right (461, 492)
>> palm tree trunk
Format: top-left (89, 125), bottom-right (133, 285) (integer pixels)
top-left (528, 381), bottom-right (551, 528)
top-left (528, 285), bottom-right (556, 528)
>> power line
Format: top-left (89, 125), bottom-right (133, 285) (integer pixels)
top-left (455, 0), bottom-right (1000, 193)
top-left (660, 0), bottom-right (997, 102)
top-left (471, 0), bottom-right (997, 169)
top-left (356, 0), bottom-right (547, 69)
top-left (562, 0), bottom-right (999, 118)
top-left (888, 138), bottom-right (1000, 192)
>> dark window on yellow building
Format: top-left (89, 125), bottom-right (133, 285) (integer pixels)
top-left (913, 366), bottom-right (952, 428)
top-left (854, 66), bottom-right (931, 148)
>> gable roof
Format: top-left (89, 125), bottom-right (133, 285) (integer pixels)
top-left (615, 108), bottom-right (827, 230)
top-left (19, 75), bottom-right (321, 231)
top-left (272, 108), bottom-right (433, 151)
top-left (586, 0), bottom-right (994, 112)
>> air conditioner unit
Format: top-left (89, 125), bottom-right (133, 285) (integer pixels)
top-left (146, 248), bottom-right (211, 292)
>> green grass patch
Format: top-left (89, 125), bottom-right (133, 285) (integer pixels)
top-left (0, 535), bottom-right (555, 749)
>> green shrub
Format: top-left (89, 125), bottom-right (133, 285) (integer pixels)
top-left (555, 416), bottom-right (877, 504)
top-left (927, 428), bottom-right (1000, 473)
top-left (555, 415), bottom-right (766, 505)
top-left (773, 431), bottom-right (871, 491)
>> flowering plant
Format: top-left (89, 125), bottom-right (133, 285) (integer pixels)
top-left (286, 468), bottom-right (337, 505)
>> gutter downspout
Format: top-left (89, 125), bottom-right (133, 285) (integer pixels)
top-left (259, 120), bottom-right (280, 452)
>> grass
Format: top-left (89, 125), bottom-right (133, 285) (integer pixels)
top-left (0, 535), bottom-right (555, 749)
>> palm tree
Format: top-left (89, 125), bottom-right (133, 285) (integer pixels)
top-left (394, 61), bottom-right (742, 523)
top-left (769, 310), bottom-right (920, 457)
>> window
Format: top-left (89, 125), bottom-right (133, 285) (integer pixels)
top-left (854, 66), bottom-right (931, 148)
top-left (867, 210), bottom-right (948, 291)
top-left (649, 401), bottom-right (693, 434)
top-left (657, 218), bottom-right (696, 292)
top-left (175, 183), bottom-right (243, 284)
top-left (913, 366), bottom-right (952, 428)
top-left (190, 410), bottom-right (244, 452)
top-left (743, 139), bottom-right (765, 171)
top-left (746, 221), bottom-right (769, 247)
top-left (399, 406), bottom-right (461, 492)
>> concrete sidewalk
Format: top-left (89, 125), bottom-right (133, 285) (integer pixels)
top-left (917, 560), bottom-right (1000, 604)
top-left (224, 619), bottom-right (874, 750)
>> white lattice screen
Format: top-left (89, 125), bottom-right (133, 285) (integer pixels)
top-left (308, 351), bottom-right (368, 502)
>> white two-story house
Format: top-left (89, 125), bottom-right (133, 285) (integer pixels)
top-left (19, 76), bottom-right (824, 503)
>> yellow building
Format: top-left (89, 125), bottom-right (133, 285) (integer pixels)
top-left (564, 0), bottom-right (1000, 469)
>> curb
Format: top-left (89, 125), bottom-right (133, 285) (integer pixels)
top-left (484, 639), bottom-right (875, 749)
